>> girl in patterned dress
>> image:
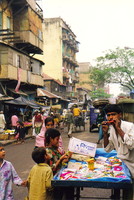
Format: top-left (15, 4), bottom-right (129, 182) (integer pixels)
top-left (45, 128), bottom-right (69, 175)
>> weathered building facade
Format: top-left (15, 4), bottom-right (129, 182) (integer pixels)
top-left (35, 73), bottom-right (68, 108)
top-left (76, 62), bottom-right (93, 102)
top-left (35, 17), bottom-right (80, 100)
top-left (0, 0), bottom-right (44, 99)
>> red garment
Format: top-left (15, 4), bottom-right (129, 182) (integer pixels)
top-left (34, 114), bottom-right (42, 122)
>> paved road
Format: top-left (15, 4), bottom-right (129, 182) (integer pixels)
top-left (5, 120), bottom-right (112, 200)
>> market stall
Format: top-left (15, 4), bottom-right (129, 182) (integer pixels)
top-left (0, 121), bottom-right (33, 140)
top-left (52, 148), bottom-right (133, 200)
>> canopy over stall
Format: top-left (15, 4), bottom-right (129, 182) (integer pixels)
top-left (4, 96), bottom-right (40, 109)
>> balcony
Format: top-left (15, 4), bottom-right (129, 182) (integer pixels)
top-left (27, 71), bottom-right (43, 86)
top-left (0, 65), bottom-right (43, 86)
top-left (70, 72), bottom-right (79, 83)
top-left (11, 0), bottom-right (43, 18)
top-left (62, 33), bottom-right (69, 41)
top-left (14, 30), bottom-right (43, 54)
top-left (63, 55), bottom-right (79, 67)
top-left (10, 0), bottom-right (43, 54)
top-left (63, 68), bottom-right (69, 78)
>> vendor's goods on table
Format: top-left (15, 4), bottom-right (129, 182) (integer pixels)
top-left (87, 158), bottom-right (95, 170)
top-left (54, 149), bottom-right (131, 183)
top-left (57, 156), bottom-right (128, 181)
top-left (23, 122), bottom-right (32, 127)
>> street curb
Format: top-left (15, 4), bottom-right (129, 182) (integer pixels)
top-left (0, 135), bottom-right (33, 146)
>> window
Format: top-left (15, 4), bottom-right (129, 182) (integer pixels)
top-left (0, 12), bottom-right (2, 29)
top-left (38, 30), bottom-right (43, 40)
top-left (7, 16), bottom-right (11, 29)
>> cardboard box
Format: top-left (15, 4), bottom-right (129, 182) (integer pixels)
top-left (68, 137), bottom-right (97, 157)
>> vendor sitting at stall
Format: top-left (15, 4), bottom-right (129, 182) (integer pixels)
top-left (102, 104), bottom-right (134, 198)
top-left (11, 113), bottom-right (19, 129)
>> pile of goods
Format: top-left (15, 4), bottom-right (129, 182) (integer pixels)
top-left (23, 122), bottom-right (32, 127)
top-left (93, 99), bottom-right (109, 108)
top-left (0, 129), bottom-right (15, 140)
top-left (58, 156), bottom-right (127, 180)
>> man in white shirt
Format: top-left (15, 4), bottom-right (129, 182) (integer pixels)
top-left (0, 111), bottom-right (6, 130)
top-left (102, 104), bottom-right (134, 199)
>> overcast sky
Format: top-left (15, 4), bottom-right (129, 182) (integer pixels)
top-left (39, 0), bottom-right (134, 96)
top-left (41, 0), bottom-right (134, 65)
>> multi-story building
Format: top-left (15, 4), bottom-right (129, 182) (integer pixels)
top-left (0, 0), bottom-right (44, 100)
top-left (35, 17), bottom-right (80, 100)
top-left (76, 62), bottom-right (93, 102)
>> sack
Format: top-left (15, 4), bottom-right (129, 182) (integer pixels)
top-left (15, 133), bottom-right (19, 139)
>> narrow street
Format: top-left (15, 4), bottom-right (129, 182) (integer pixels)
top-left (5, 120), bottom-right (112, 200)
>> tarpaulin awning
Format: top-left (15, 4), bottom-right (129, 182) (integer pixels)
top-left (4, 96), bottom-right (40, 109)
top-left (0, 93), bottom-right (14, 101)
top-left (37, 88), bottom-right (62, 99)
top-left (7, 88), bottom-right (28, 96)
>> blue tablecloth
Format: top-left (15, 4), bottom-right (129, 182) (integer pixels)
top-left (54, 148), bottom-right (132, 183)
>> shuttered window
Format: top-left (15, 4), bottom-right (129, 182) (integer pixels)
top-left (7, 16), bottom-right (11, 29)
top-left (0, 12), bottom-right (2, 29)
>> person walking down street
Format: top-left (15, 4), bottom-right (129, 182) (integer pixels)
top-left (72, 104), bottom-right (81, 117)
top-left (32, 110), bottom-right (43, 135)
top-left (0, 111), bottom-right (6, 131)
top-left (11, 113), bottom-right (19, 129)
top-left (25, 147), bottom-right (53, 200)
top-left (102, 104), bottom-right (134, 199)
top-left (15, 121), bottom-right (26, 143)
top-left (65, 109), bottom-right (74, 138)
top-left (0, 143), bottom-right (26, 200)
top-left (72, 104), bottom-right (82, 130)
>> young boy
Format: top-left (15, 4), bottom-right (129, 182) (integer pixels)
top-left (26, 147), bottom-right (53, 200)
top-left (0, 143), bottom-right (25, 199)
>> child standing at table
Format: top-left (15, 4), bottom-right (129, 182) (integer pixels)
top-left (35, 117), bottom-right (65, 154)
top-left (0, 143), bottom-right (26, 199)
top-left (45, 128), bottom-right (69, 175)
top-left (25, 147), bottom-right (53, 200)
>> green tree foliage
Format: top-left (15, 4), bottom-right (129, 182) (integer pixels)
top-left (90, 88), bottom-right (111, 100)
top-left (90, 47), bottom-right (134, 91)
